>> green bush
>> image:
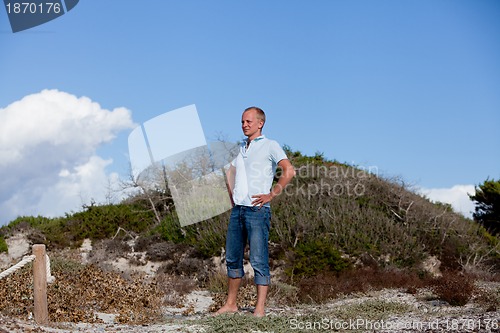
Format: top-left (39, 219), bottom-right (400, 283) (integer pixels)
top-left (67, 203), bottom-right (154, 240)
top-left (156, 213), bottom-right (193, 244)
top-left (3, 216), bottom-right (68, 248)
top-left (153, 209), bottom-right (229, 258)
top-left (189, 213), bottom-right (229, 258)
top-left (3, 204), bottom-right (155, 249)
top-left (286, 239), bottom-right (350, 278)
top-left (0, 236), bottom-right (7, 253)
top-left (5, 215), bottom-right (54, 229)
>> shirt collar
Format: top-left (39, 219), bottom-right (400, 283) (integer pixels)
top-left (254, 135), bottom-right (265, 141)
top-left (243, 135), bottom-right (265, 145)
top-left (242, 135), bottom-right (265, 151)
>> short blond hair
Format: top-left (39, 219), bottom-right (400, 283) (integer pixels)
top-left (244, 106), bottom-right (266, 126)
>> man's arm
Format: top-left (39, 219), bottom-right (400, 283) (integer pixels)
top-left (270, 159), bottom-right (295, 198)
top-left (251, 159), bottom-right (296, 207)
top-left (225, 164), bottom-right (236, 206)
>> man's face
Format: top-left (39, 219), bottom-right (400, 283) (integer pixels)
top-left (241, 109), bottom-right (263, 139)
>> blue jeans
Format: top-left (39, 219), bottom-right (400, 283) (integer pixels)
top-left (226, 205), bottom-right (271, 285)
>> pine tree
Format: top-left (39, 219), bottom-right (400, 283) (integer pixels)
top-left (469, 179), bottom-right (500, 236)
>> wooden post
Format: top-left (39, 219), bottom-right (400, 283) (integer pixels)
top-left (33, 244), bottom-right (48, 325)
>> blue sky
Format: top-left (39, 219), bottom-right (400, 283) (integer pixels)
top-left (1, 1), bottom-right (499, 224)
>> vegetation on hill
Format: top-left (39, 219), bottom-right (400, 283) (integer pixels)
top-left (1, 148), bottom-right (499, 272)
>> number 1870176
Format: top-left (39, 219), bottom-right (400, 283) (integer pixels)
top-left (5, 2), bottom-right (61, 14)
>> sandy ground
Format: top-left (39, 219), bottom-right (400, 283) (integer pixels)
top-left (0, 312), bottom-right (207, 333)
top-left (1, 290), bottom-right (499, 333)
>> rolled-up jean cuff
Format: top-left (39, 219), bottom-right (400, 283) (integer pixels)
top-left (227, 268), bottom-right (244, 279)
top-left (254, 275), bottom-right (271, 286)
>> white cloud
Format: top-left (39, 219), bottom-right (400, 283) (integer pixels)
top-left (0, 90), bottom-right (135, 225)
top-left (419, 184), bottom-right (476, 218)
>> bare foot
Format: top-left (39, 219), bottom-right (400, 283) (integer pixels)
top-left (214, 304), bottom-right (238, 316)
top-left (253, 308), bottom-right (265, 317)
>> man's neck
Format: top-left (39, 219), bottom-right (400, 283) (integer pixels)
top-left (245, 133), bottom-right (262, 149)
top-left (246, 132), bottom-right (262, 143)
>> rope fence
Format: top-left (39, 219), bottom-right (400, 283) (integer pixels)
top-left (0, 253), bottom-right (54, 283)
top-left (0, 244), bottom-right (53, 324)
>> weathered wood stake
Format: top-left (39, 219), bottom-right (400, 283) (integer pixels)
top-left (33, 244), bottom-right (48, 324)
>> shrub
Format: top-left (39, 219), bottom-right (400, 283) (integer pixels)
top-left (296, 267), bottom-right (432, 304)
top-left (67, 203), bottom-right (153, 241)
top-left (206, 270), bottom-right (228, 294)
top-left (268, 281), bottom-right (299, 306)
top-left (155, 212), bottom-right (190, 244)
top-left (432, 272), bottom-right (476, 306)
top-left (155, 211), bottom-right (229, 258)
top-left (297, 272), bottom-right (339, 303)
top-left (335, 299), bottom-right (412, 321)
top-left (49, 256), bottom-right (85, 275)
top-left (0, 236), bottom-right (7, 253)
top-left (202, 312), bottom-right (291, 333)
top-left (286, 239), bottom-right (350, 278)
top-left (155, 273), bottom-right (197, 306)
top-left (189, 212), bottom-right (231, 258)
top-left (104, 238), bottom-right (131, 255)
top-left (2, 204), bottom-right (155, 249)
top-left (4, 216), bottom-right (69, 248)
top-left (475, 285), bottom-right (500, 312)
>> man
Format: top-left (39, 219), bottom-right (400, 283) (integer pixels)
top-left (216, 106), bottom-right (296, 317)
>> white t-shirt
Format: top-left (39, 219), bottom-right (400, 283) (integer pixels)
top-left (231, 135), bottom-right (288, 207)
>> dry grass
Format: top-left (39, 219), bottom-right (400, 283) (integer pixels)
top-left (474, 283), bottom-right (500, 312)
top-left (0, 257), bottom-right (164, 324)
top-left (155, 272), bottom-right (197, 306)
